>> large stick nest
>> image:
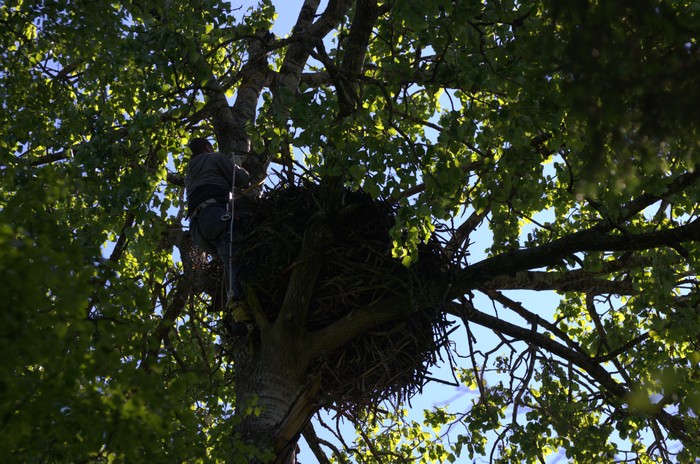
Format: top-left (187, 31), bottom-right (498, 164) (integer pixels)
top-left (233, 183), bottom-right (454, 410)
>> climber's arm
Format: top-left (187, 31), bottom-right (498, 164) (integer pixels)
top-left (217, 153), bottom-right (250, 190)
top-left (233, 164), bottom-right (250, 189)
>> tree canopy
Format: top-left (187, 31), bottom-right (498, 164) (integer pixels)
top-left (1, 0), bottom-right (699, 462)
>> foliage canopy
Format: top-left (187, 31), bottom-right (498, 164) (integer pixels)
top-left (2, 0), bottom-right (700, 462)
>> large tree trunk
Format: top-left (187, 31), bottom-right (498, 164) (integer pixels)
top-left (206, 2), bottom-right (380, 460)
top-left (233, 324), bottom-right (320, 463)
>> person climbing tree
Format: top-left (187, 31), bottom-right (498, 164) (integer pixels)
top-left (185, 137), bottom-right (253, 326)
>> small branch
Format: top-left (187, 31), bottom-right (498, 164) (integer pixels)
top-left (585, 294), bottom-right (634, 385)
top-left (445, 205), bottom-right (490, 259)
top-left (448, 299), bottom-right (627, 396)
top-left (465, 319), bottom-right (486, 398)
top-left (387, 182), bottom-right (426, 204)
top-left (29, 149), bottom-right (72, 166)
top-left (481, 290), bottom-right (585, 355)
top-left (593, 332), bottom-right (649, 363)
top-left (166, 172), bottom-right (185, 187)
top-left (140, 282), bottom-right (189, 372)
top-left (585, 293), bottom-right (612, 357)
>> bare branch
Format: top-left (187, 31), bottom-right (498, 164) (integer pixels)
top-left (302, 423), bottom-right (338, 464)
top-left (29, 149), bottom-right (72, 166)
top-left (480, 290), bottom-right (585, 355)
top-left (445, 205), bottom-right (490, 259)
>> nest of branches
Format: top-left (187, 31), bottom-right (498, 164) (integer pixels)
top-left (231, 183), bottom-right (453, 409)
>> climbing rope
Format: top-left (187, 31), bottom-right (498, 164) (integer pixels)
top-left (226, 155), bottom-right (237, 306)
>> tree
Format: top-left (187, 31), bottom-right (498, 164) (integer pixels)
top-left (2, 0), bottom-right (699, 462)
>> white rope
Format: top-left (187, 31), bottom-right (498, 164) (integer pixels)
top-left (227, 155), bottom-right (237, 303)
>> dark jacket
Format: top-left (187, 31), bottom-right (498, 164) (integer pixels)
top-left (185, 151), bottom-right (250, 217)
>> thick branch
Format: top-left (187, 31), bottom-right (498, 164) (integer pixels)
top-left (340, 0), bottom-right (376, 75)
top-left (308, 292), bottom-right (428, 356)
top-left (479, 269), bottom-right (635, 295)
top-left (270, 0), bottom-right (330, 181)
top-left (300, 70), bottom-right (331, 87)
top-left (278, 215), bottom-right (335, 327)
top-left (309, 220), bottom-right (699, 361)
top-left (336, 0), bottom-right (378, 116)
top-left (225, 30), bottom-right (275, 161)
top-left (308, 0), bottom-right (355, 39)
top-left (274, 373), bottom-right (323, 463)
top-left (454, 219), bottom-right (700, 295)
top-left (277, 0), bottom-right (323, 91)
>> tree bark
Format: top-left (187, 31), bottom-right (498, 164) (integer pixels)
top-left (234, 326), bottom-right (319, 463)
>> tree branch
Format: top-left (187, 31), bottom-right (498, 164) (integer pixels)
top-left (621, 165), bottom-right (700, 221)
top-left (480, 289), bottom-right (586, 355)
top-left (479, 268), bottom-right (635, 295)
top-left (308, 0), bottom-right (356, 39)
top-left (454, 219), bottom-right (700, 295)
top-left (277, 0), bottom-right (323, 92)
top-left (308, 291), bottom-right (429, 356)
top-left (448, 299), bottom-right (691, 442)
top-left (302, 423), bottom-right (336, 464)
top-left (223, 30), bottom-right (275, 162)
top-left (140, 282), bottom-right (189, 372)
top-left (336, 0), bottom-right (378, 116)
top-left (300, 70), bottom-right (331, 87)
top-left (445, 205), bottom-right (490, 259)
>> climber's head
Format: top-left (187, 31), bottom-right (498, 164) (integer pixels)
top-left (188, 138), bottom-right (214, 157)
